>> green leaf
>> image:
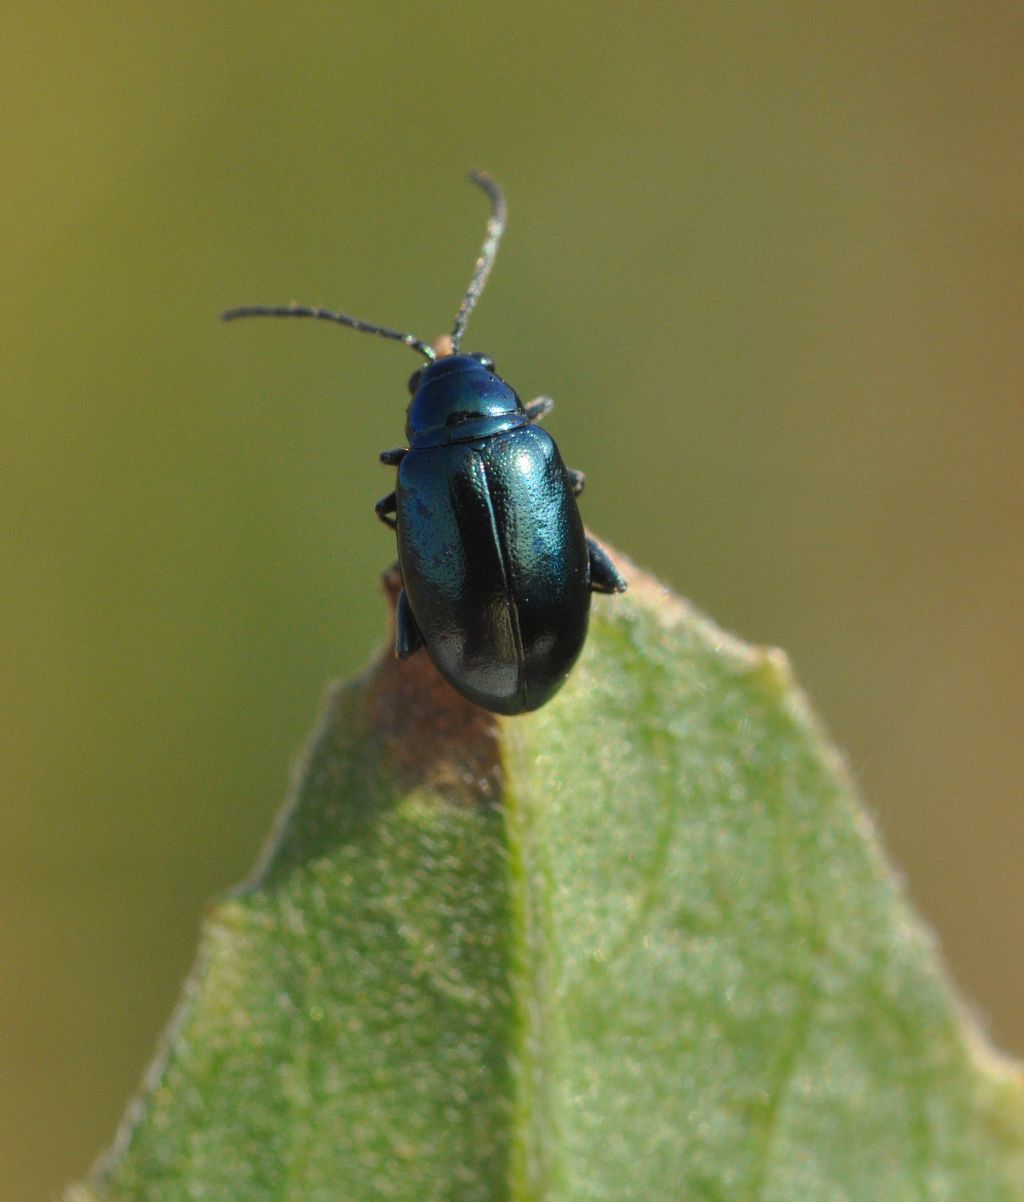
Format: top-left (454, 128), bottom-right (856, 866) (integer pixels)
top-left (71, 560), bottom-right (1024, 1201)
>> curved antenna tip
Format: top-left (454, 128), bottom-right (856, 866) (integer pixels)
top-left (451, 171), bottom-right (508, 352)
top-left (466, 169), bottom-right (507, 214)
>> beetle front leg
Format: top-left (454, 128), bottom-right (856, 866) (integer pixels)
top-left (587, 537), bottom-right (627, 594)
top-left (395, 589), bottom-right (423, 659)
top-left (525, 395), bottom-right (555, 423)
top-left (375, 491), bottom-right (397, 529)
top-left (566, 468), bottom-right (586, 496)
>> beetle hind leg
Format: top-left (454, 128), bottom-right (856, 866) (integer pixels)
top-left (587, 537), bottom-right (627, 594)
top-left (395, 589), bottom-right (423, 659)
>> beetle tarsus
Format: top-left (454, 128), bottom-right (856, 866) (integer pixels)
top-left (375, 492), bottom-right (398, 529)
top-left (587, 538), bottom-right (627, 593)
top-left (395, 589), bottom-right (423, 659)
top-left (525, 395), bottom-right (555, 423)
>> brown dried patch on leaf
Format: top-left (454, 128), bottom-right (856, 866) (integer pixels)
top-left (366, 567), bottom-right (502, 807)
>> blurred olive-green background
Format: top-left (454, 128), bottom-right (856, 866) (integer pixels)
top-left (4, 3), bottom-right (1021, 1197)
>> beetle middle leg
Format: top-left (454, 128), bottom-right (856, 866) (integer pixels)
top-left (395, 589), bottom-right (423, 659)
top-left (375, 492), bottom-right (397, 529)
top-left (587, 537), bottom-right (627, 594)
top-left (525, 395), bottom-right (554, 423)
top-left (380, 446), bottom-right (407, 465)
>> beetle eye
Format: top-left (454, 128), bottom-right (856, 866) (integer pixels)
top-left (470, 352), bottom-right (495, 373)
top-left (407, 368), bottom-right (423, 395)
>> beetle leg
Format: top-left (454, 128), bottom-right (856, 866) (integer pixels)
top-left (375, 492), bottom-right (398, 529)
top-left (566, 468), bottom-right (586, 496)
top-left (380, 446), bottom-right (408, 465)
top-left (587, 537), bottom-right (627, 594)
top-left (524, 395), bottom-right (555, 423)
top-left (395, 589), bottom-right (423, 659)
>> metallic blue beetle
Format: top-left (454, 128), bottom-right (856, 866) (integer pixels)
top-left (224, 172), bottom-right (626, 714)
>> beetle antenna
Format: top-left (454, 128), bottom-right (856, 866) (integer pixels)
top-left (221, 304), bottom-right (437, 361)
top-left (450, 170), bottom-right (507, 354)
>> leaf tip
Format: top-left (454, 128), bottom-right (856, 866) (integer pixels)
top-left (745, 644), bottom-right (796, 700)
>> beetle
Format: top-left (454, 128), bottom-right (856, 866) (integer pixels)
top-left (223, 171), bottom-right (626, 714)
